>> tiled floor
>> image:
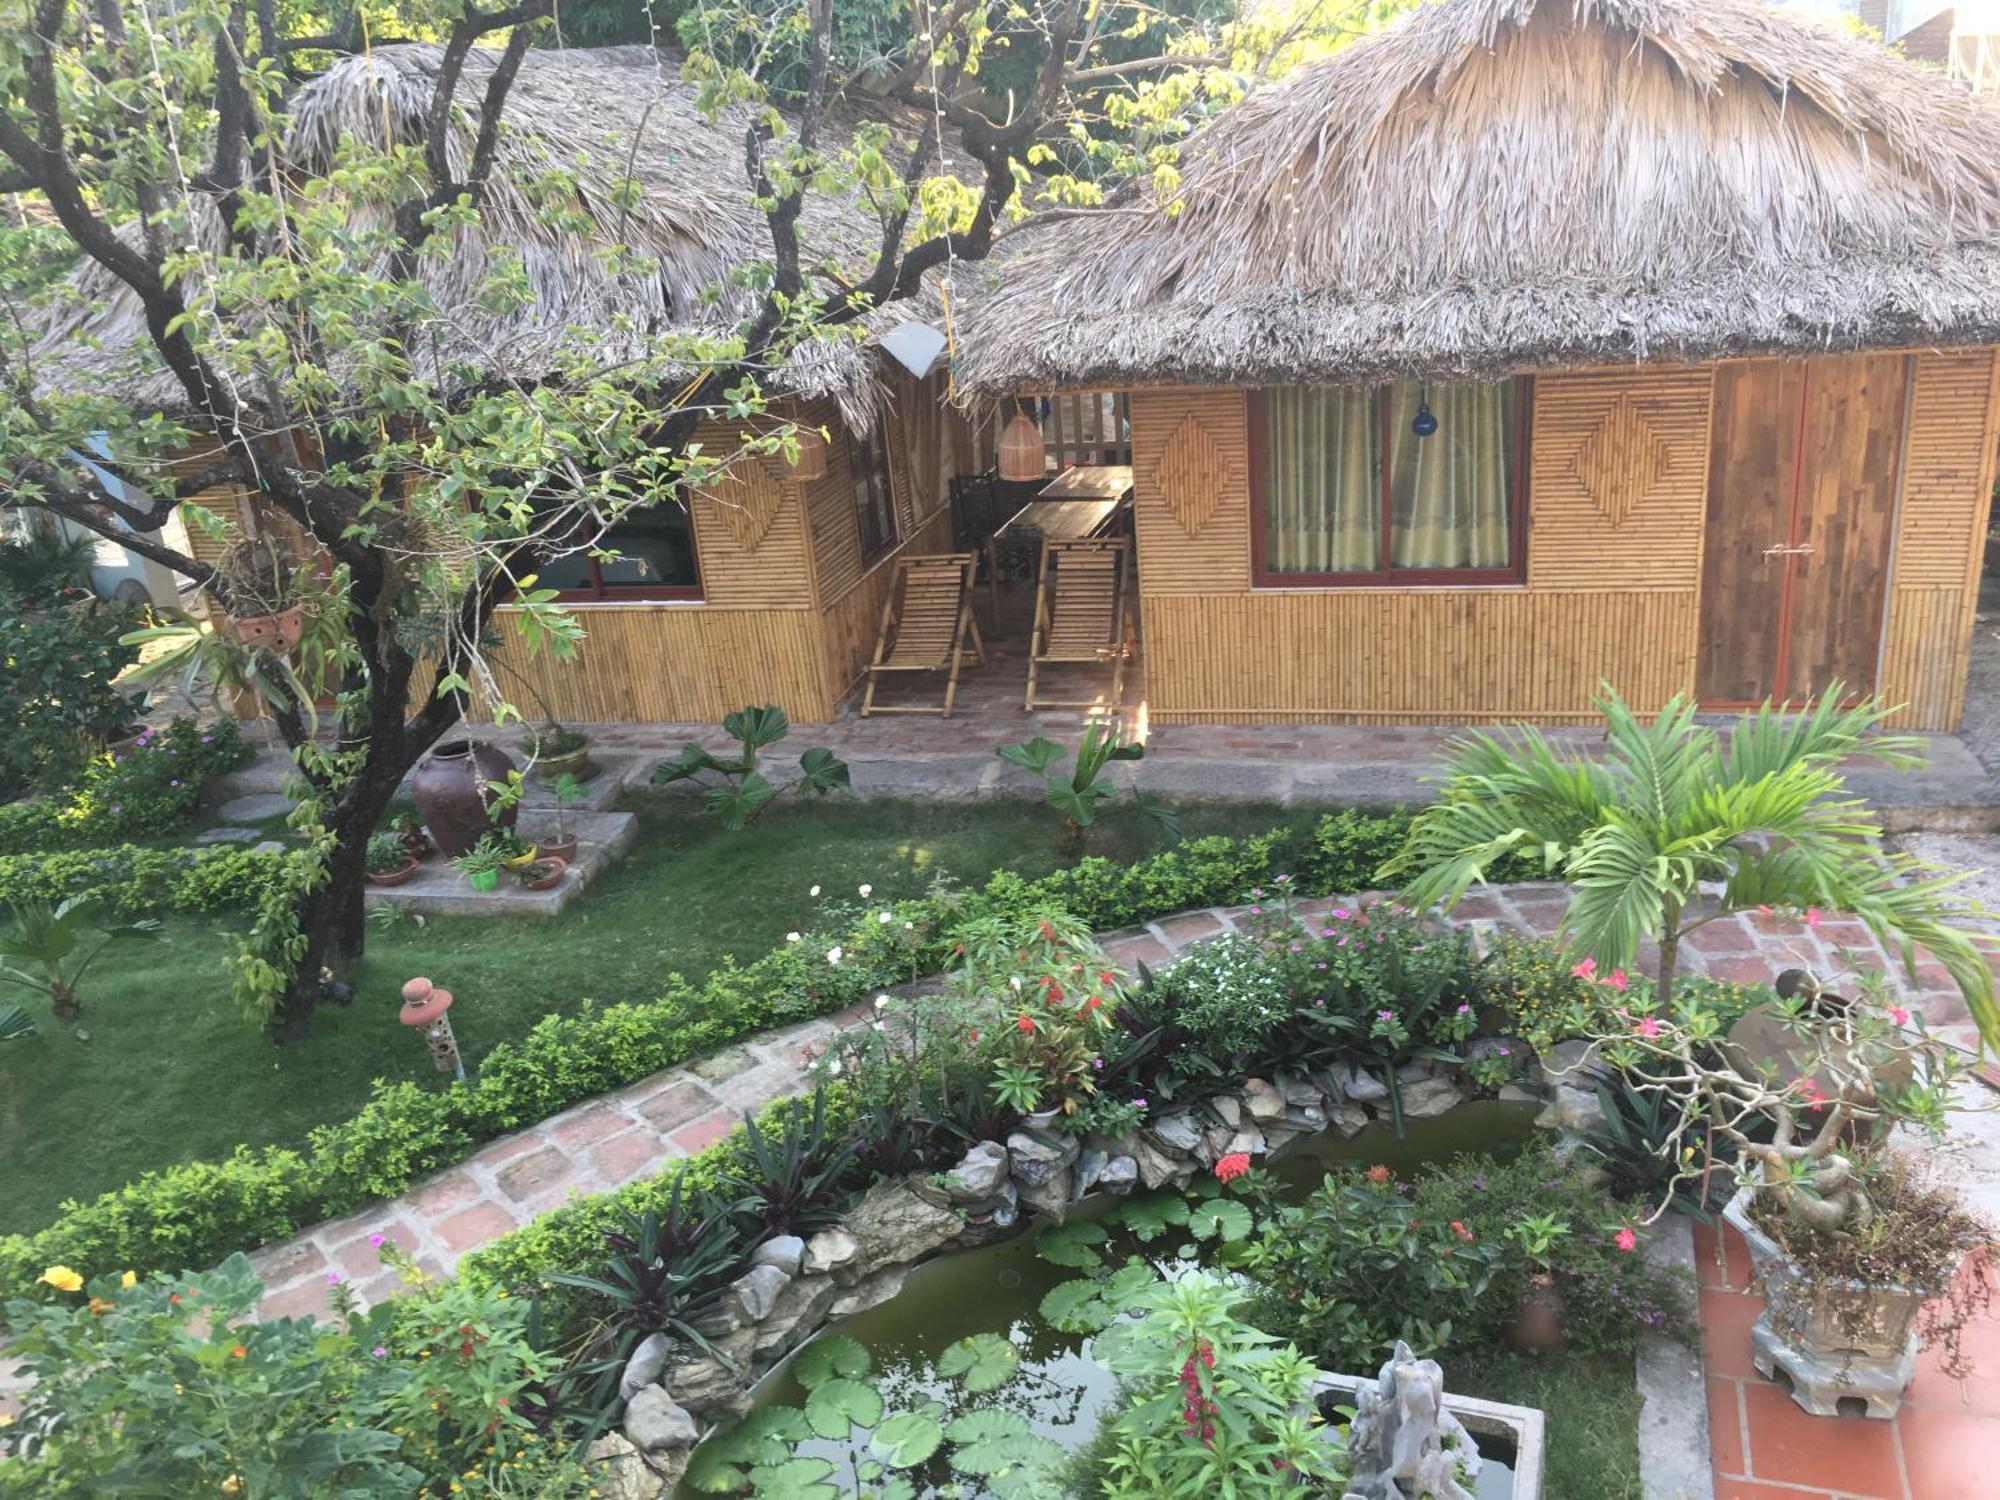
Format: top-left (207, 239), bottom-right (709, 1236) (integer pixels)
top-left (1695, 1218), bottom-right (2000, 1500)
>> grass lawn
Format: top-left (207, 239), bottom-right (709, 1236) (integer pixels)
top-left (0, 793), bottom-right (1295, 1235)
top-left (1450, 1348), bottom-right (1645, 1500)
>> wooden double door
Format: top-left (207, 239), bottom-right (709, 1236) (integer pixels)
top-left (1695, 356), bottom-right (1909, 706)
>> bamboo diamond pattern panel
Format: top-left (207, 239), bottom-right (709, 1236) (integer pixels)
top-left (1571, 395), bottom-right (1673, 528)
top-left (1154, 412), bottom-right (1233, 538)
top-left (708, 458), bottom-right (787, 552)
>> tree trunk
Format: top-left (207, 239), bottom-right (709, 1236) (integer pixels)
top-left (1658, 897), bottom-right (1683, 1008)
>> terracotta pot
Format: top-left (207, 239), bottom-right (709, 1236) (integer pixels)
top-left (231, 612), bottom-right (282, 649)
top-left (536, 834), bottom-right (579, 864)
top-left (274, 605), bottom-right (306, 648)
top-left (366, 858), bottom-right (420, 887)
top-left (531, 744), bottom-right (600, 784)
top-left (517, 856), bottom-right (569, 892)
top-left (1507, 1272), bottom-right (1568, 1355)
top-left (410, 738), bottom-right (520, 857)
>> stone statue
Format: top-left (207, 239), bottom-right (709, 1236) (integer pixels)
top-left (1341, 1341), bottom-right (1482, 1500)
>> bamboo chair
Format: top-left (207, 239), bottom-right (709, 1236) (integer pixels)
top-left (1024, 537), bottom-right (1134, 711)
top-left (860, 552), bottom-right (985, 718)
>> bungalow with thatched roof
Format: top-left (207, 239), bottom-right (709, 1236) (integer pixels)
top-left (31, 44), bottom-right (984, 725)
top-left (960, 0), bottom-right (2000, 729)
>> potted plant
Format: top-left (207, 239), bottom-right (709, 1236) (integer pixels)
top-left (365, 831), bottom-right (420, 887)
top-left (524, 720), bottom-right (598, 784)
top-left (1600, 968), bottom-right (1997, 1418)
top-left (1504, 1211), bottom-right (1571, 1355)
top-left (393, 813), bottom-right (432, 864)
top-left (536, 772), bottom-right (588, 863)
top-left (450, 834), bottom-right (508, 893)
top-left (492, 826), bottom-right (538, 870)
top-left (513, 855), bottom-right (569, 892)
top-left (217, 536), bottom-right (306, 649)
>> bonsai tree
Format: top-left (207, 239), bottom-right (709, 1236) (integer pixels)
top-left (0, 897), bottom-right (163, 1023)
top-left (1385, 685), bottom-right (1997, 1048)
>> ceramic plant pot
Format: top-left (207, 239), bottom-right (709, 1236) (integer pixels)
top-left (466, 868), bottom-right (500, 893)
top-left (1506, 1272), bottom-right (1568, 1356)
top-left (230, 612), bottom-right (282, 649)
top-left (532, 743), bottom-right (600, 785)
top-left (410, 739), bottom-right (519, 857)
top-left (366, 859), bottom-right (420, 888)
top-left (536, 834), bottom-right (579, 864)
top-left (517, 857), bottom-right (568, 892)
top-left (274, 605), bottom-right (306, 648)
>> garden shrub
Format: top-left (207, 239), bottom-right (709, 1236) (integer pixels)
top-left (0, 596), bottom-right (142, 797)
top-left (0, 842), bottom-right (285, 916)
top-left (1479, 931), bottom-right (1767, 1053)
top-left (0, 809), bottom-right (1539, 1306)
top-left (0, 716), bottom-right (254, 854)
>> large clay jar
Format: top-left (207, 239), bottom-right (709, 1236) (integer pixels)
top-left (410, 739), bottom-right (519, 857)
top-left (1507, 1272), bottom-right (1569, 1356)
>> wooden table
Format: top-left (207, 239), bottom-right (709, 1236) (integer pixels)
top-left (986, 467), bottom-right (1134, 617)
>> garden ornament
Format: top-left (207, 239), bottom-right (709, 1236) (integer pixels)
top-left (399, 976), bottom-right (465, 1082)
top-left (1342, 1340), bottom-right (1481, 1500)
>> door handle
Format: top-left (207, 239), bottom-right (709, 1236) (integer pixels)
top-left (1761, 544), bottom-right (1816, 558)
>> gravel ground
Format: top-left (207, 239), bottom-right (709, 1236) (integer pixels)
top-left (1890, 830), bottom-right (2000, 912)
top-left (1955, 574), bottom-right (2000, 774)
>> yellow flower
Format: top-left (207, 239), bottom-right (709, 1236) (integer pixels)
top-left (87, 1297), bottom-right (114, 1316)
top-left (120, 1270), bottom-right (137, 1289)
top-left (0, 1414), bottom-right (14, 1428)
top-left (37, 1265), bottom-right (83, 1293)
top-left (220, 1477), bottom-right (242, 1496)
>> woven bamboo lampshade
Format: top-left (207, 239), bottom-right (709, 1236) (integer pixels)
top-left (788, 427), bottom-right (828, 480)
top-left (996, 409), bottom-right (1046, 482)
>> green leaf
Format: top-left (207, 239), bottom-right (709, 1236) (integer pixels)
top-left (708, 770), bottom-right (779, 830)
top-left (747, 1457), bottom-right (839, 1500)
top-left (1034, 1220), bottom-right (1109, 1269)
top-left (936, 1332), bottom-right (1020, 1394)
top-left (791, 1334), bottom-right (870, 1389)
top-left (944, 1409), bottom-right (1037, 1475)
top-left (796, 745), bottom-right (849, 794)
top-left (870, 1411), bottom-right (944, 1468)
top-left (1188, 1199), bottom-right (1253, 1243)
top-left (1046, 783), bottom-right (1103, 827)
top-left (1105, 1193), bottom-right (1187, 1241)
top-left (804, 1375), bottom-right (882, 1439)
top-left (724, 704), bottom-right (792, 751)
top-left (996, 737), bottom-right (1067, 776)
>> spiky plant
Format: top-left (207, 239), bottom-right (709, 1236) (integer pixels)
top-left (1383, 685), bottom-right (1996, 1048)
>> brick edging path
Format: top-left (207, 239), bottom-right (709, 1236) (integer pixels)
top-left (248, 883), bottom-right (1982, 1322)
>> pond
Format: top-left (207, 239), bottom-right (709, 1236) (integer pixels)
top-left (678, 1100), bottom-right (1540, 1498)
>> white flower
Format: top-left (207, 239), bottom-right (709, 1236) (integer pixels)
top-left (809, 884), bottom-right (821, 897)
top-left (786, 931), bottom-right (801, 943)
top-left (826, 946), bottom-right (843, 965)
top-left (878, 911), bottom-right (893, 924)
top-left (858, 883), bottom-right (872, 897)
top-left (875, 995), bottom-right (891, 1011)
top-left (903, 921), bottom-right (914, 931)
top-left (828, 1060), bottom-right (843, 1076)
top-left (1009, 975), bottom-right (1023, 991)
top-left (871, 1020), bottom-right (886, 1032)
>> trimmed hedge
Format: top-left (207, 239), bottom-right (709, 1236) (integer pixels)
top-left (0, 809), bottom-right (1457, 1303)
top-left (0, 843), bottom-right (287, 917)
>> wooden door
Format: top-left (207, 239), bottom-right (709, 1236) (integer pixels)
top-left (1695, 358), bottom-right (1907, 705)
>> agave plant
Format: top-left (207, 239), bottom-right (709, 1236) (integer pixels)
top-left (1, 896), bottom-right (163, 1023)
top-left (728, 1088), bottom-right (862, 1238)
top-left (1384, 685), bottom-right (1997, 1048)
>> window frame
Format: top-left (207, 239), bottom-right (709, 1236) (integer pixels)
top-left (849, 426), bottom-right (902, 568)
top-left (541, 501), bottom-right (705, 604)
top-left (1247, 379), bottom-right (1533, 589)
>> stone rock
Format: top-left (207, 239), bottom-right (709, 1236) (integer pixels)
top-left (1283, 1100), bottom-right (1328, 1130)
top-left (1279, 1075), bottom-right (1324, 1110)
top-left (1006, 1130), bottom-right (1077, 1188)
top-left (1330, 1102), bottom-right (1370, 1137)
top-left (1201, 1122), bottom-right (1237, 1161)
top-left (1538, 1038), bottom-right (1601, 1089)
top-left (251, 839), bottom-right (287, 855)
top-left (193, 825), bottom-right (262, 845)
top-left (687, 1300), bottom-right (742, 1338)
top-left (962, 1178), bottom-right (1020, 1236)
top-left (844, 1180), bottom-right (963, 1276)
top-left (1073, 1146), bottom-right (1109, 1197)
top-left (1497, 1082), bottom-right (1541, 1105)
top-left (803, 1228), bottom-right (859, 1276)
top-left (1536, 1083), bottom-right (1607, 1136)
top-left (831, 1266), bottom-right (909, 1318)
top-left (942, 1142), bottom-right (1011, 1203)
top-left (619, 1332), bottom-right (672, 1402)
top-left (1018, 1167), bottom-right (1072, 1220)
top-left (586, 1432), bottom-right (668, 1500)
top-left (1261, 1124), bottom-right (1305, 1155)
top-left (1396, 1067), bottom-right (1465, 1119)
top-left (1099, 1156), bottom-right (1140, 1195)
top-left (1333, 1063), bottom-right (1389, 1103)
top-left (1225, 1128), bottom-right (1267, 1158)
top-left (1210, 1095), bottom-right (1243, 1129)
top-left (1342, 1341), bottom-right (1480, 1500)
top-left (727, 1263), bottom-right (792, 1323)
top-left (750, 1235), bottom-right (806, 1277)
top-left (666, 1332), bottom-right (753, 1421)
top-left (217, 791), bottom-right (292, 823)
top-left (1132, 1137), bottom-right (1185, 1190)
top-left (750, 1274), bottom-right (840, 1364)
top-left (623, 1386), bottom-right (699, 1455)
top-left (1241, 1077), bottom-right (1286, 1122)
top-left (1144, 1112), bottom-right (1203, 1155)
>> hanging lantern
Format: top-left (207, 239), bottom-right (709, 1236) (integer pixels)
top-left (997, 407), bottom-right (1046, 482)
top-left (1411, 398), bottom-right (1439, 439)
top-left (788, 426), bottom-right (828, 481)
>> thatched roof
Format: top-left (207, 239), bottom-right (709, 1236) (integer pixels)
top-left (32, 45), bottom-right (936, 430)
top-left (957, 0), bottom-right (2000, 393)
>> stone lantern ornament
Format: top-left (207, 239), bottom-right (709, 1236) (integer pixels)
top-left (400, 977), bottom-right (465, 1082)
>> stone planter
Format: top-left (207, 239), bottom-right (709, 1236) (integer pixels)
top-left (1313, 1363), bottom-right (1545, 1500)
top-left (1723, 1187), bottom-right (1933, 1418)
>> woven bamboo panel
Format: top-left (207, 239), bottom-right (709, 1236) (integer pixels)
top-left (1879, 586), bottom-right (1974, 731)
top-left (1129, 389), bottom-right (1251, 593)
top-left (801, 400), bottom-right (866, 608)
top-left (690, 419), bottom-right (812, 611)
top-left (1889, 350), bottom-right (1999, 591)
top-left (473, 605), bottom-right (836, 723)
top-left (1528, 367), bottom-right (1714, 591)
top-left (1142, 589), bottom-right (1697, 723)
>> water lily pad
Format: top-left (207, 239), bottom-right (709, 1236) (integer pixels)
top-left (804, 1376), bottom-right (883, 1440)
top-left (1188, 1198), bottom-right (1253, 1242)
top-left (791, 1334), bottom-right (870, 1390)
top-left (937, 1332), bottom-right (1020, 1394)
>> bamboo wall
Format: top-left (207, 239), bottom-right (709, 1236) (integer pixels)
top-left (1133, 351), bottom-right (2000, 729)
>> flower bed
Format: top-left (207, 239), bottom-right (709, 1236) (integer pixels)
top-left (0, 716), bottom-right (253, 855)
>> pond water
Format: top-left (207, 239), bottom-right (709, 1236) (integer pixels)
top-left (677, 1101), bottom-right (1540, 1498)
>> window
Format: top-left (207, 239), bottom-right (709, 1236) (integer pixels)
top-left (850, 427), bottom-right (900, 565)
top-left (535, 502), bottom-right (702, 601)
top-left (1251, 378), bottom-right (1528, 586)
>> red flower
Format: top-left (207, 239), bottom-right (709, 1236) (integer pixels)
top-left (1044, 980), bottom-right (1065, 1002)
top-left (1099, 971), bottom-right (1116, 986)
top-left (1614, 1227), bottom-right (1639, 1253)
top-left (1214, 1152), bottom-right (1251, 1184)
top-left (1365, 1164), bottom-right (1391, 1185)
top-left (1016, 1014), bottom-right (1036, 1034)
top-left (1082, 994), bottom-right (1103, 1013)
top-left (1450, 1220), bottom-right (1474, 1244)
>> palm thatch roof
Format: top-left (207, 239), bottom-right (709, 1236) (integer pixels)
top-left (32, 45), bottom-right (936, 430)
top-left (957, 0), bottom-right (2000, 393)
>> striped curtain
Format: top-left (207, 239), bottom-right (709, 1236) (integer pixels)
top-left (1262, 386), bottom-right (1381, 573)
top-left (1386, 380), bottom-right (1514, 569)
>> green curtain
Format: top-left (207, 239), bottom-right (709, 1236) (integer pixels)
top-left (1386, 380), bottom-right (1514, 570)
top-left (1262, 386), bottom-right (1381, 573)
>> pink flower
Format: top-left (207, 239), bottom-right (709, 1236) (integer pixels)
top-left (1633, 1016), bottom-right (1662, 1040)
top-left (1804, 907), bottom-right (1823, 929)
top-left (1604, 968), bottom-right (1628, 992)
top-left (368, 1233), bottom-right (384, 1248)
top-left (1888, 1005), bottom-right (1912, 1027)
top-left (1614, 1227), bottom-right (1638, 1253)
top-left (1570, 957), bottom-right (1597, 980)
top-left (1214, 1153), bottom-right (1251, 1184)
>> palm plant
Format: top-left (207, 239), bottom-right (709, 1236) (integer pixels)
top-left (1384, 685), bottom-right (1996, 1048)
top-left (1, 897), bottom-right (164, 1023)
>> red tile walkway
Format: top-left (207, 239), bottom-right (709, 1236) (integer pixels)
top-left (1695, 1217), bottom-right (2000, 1500)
